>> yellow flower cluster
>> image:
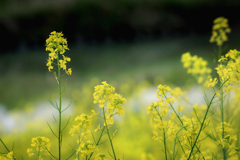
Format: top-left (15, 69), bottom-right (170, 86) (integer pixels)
top-left (46, 31), bottom-right (72, 75)
top-left (209, 49), bottom-right (240, 97)
top-left (181, 52), bottom-right (212, 86)
top-left (93, 81), bottom-right (115, 107)
top-left (92, 153), bottom-right (107, 160)
top-left (216, 49), bottom-right (240, 84)
top-left (69, 111), bottom-right (106, 159)
top-left (208, 78), bottom-right (218, 87)
top-left (180, 116), bottom-right (199, 145)
top-left (148, 85), bottom-right (185, 141)
top-left (216, 122), bottom-right (232, 134)
top-left (69, 111), bottom-right (96, 137)
top-left (27, 136), bottom-right (50, 159)
top-left (93, 81), bottom-right (126, 126)
top-left (76, 140), bottom-right (98, 158)
top-left (210, 17), bottom-right (231, 46)
top-left (215, 122), bottom-right (237, 152)
top-left (0, 151), bottom-right (14, 160)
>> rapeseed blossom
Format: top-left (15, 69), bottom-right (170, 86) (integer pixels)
top-left (216, 49), bottom-right (240, 83)
top-left (208, 78), bottom-right (218, 87)
top-left (92, 153), bottom-right (107, 160)
top-left (46, 31), bottom-right (72, 75)
top-left (69, 111), bottom-right (100, 159)
top-left (93, 81), bottom-right (126, 126)
top-left (27, 136), bottom-right (50, 159)
top-left (0, 151), bottom-right (14, 160)
top-left (180, 116), bottom-right (199, 145)
top-left (211, 49), bottom-right (240, 97)
top-left (76, 140), bottom-right (98, 158)
top-left (93, 81), bottom-right (115, 108)
top-left (69, 113), bottom-right (94, 136)
top-left (148, 85), bottom-right (185, 142)
top-left (210, 17), bottom-right (231, 46)
top-left (215, 122), bottom-right (238, 158)
top-left (181, 52), bottom-right (212, 86)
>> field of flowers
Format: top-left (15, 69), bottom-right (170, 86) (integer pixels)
top-left (0, 17), bottom-right (240, 160)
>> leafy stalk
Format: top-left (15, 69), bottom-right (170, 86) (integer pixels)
top-left (162, 92), bottom-right (205, 159)
top-left (57, 51), bottom-right (63, 160)
top-left (155, 108), bottom-right (168, 160)
top-left (102, 108), bottom-right (117, 160)
top-left (187, 78), bottom-right (229, 160)
top-left (88, 126), bottom-right (106, 160)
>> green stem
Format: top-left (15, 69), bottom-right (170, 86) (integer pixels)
top-left (0, 138), bottom-right (10, 152)
top-left (173, 127), bottom-right (186, 160)
top-left (38, 146), bottom-right (40, 159)
top-left (218, 44), bottom-right (227, 160)
top-left (163, 130), bottom-right (168, 160)
top-left (0, 139), bottom-right (16, 160)
top-left (220, 88), bottom-right (227, 160)
top-left (78, 128), bottom-right (83, 160)
top-left (155, 108), bottom-right (168, 160)
top-left (218, 45), bottom-right (222, 60)
top-left (187, 78), bottom-right (229, 160)
top-left (162, 92), bottom-right (205, 159)
top-left (57, 52), bottom-right (62, 160)
top-left (88, 126), bottom-right (106, 160)
top-left (102, 108), bottom-right (117, 160)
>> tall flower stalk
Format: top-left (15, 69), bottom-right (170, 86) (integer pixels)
top-left (69, 81), bottom-right (126, 159)
top-left (210, 17), bottom-right (231, 160)
top-left (187, 78), bottom-right (229, 160)
top-left (93, 81), bottom-right (127, 159)
top-left (45, 31), bottom-right (72, 160)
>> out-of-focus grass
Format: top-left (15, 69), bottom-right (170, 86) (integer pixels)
top-left (1, 33), bottom-right (240, 110)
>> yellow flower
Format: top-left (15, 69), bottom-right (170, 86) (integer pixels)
top-left (77, 140), bottom-right (98, 158)
top-left (93, 81), bottom-right (126, 126)
top-left (176, 106), bottom-right (184, 112)
top-left (0, 151), bottom-right (14, 160)
top-left (208, 78), bottom-right (218, 87)
top-left (27, 136), bottom-right (50, 158)
top-left (46, 31), bottom-right (72, 75)
top-left (93, 81), bottom-right (115, 108)
top-left (94, 124), bottom-right (102, 132)
top-left (93, 153), bottom-right (107, 160)
top-left (67, 68), bottom-right (72, 75)
top-left (210, 17), bottom-right (231, 46)
top-left (181, 52), bottom-right (212, 87)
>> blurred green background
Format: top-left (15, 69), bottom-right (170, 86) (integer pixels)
top-left (1, 0), bottom-right (240, 159)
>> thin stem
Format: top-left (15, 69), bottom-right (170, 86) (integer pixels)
top-left (0, 138), bottom-right (10, 152)
top-left (220, 87), bottom-right (227, 160)
top-left (0, 139), bottom-right (16, 160)
top-left (88, 126), bottom-right (106, 160)
top-left (187, 78), bottom-right (229, 160)
top-left (102, 108), bottom-right (117, 160)
top-left (218, 45), bottom-right (222, 60)
top-left (155, 108), bottom-right (167, 160)
top-left (173, 126), bottom-right (186, 160)
top-left (218, 44), bottom-right (227, 160)
top-left (77, 127), bottom-right (83, 160)
top-left (57, 51), bottom-right (62, 160)
top-left (46, 147), bottom-right (58, 160)
top-left (66, 150), bottom-right (76, 160)
top-left (162, 92), bottom-right (204, 159)
top-left (163, 129), bottom-right (168, 160)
